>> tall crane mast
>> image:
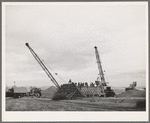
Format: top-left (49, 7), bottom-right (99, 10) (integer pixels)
top-left (94, 46), bottom-right (107, 86)
top-left (25, 43), bottom-right (60, 89)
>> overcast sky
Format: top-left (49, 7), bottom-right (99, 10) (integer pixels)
top-left (4, 2), bottom-right (148, 88)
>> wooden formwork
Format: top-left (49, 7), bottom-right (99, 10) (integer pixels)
top-left (52, 83), bottom-right (86, 100)
top-left (81, 86), bottom-right (105, 97)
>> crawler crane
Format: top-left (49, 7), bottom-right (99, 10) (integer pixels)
top-left (80, 46), bottom-right (116, 97)
top-left (94, 46), bottom-right (115, 97)
top-left (25, 43), bottom-right (85, 100)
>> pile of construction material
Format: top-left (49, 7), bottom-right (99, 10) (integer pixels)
top-left (112, 87), bottom-right (125, 95)
top-left (41, 86), bottom-right (58, 98)
top-left (117, 89), bottom-right (146, 97)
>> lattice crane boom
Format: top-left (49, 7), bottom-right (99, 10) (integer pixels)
top-left (25, 43), bottom-right (60, 89)
top-left (94, 46), bottom-right (106, 85)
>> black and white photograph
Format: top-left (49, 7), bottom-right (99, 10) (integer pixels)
top-left (2, 2), bottom-right (148, 122)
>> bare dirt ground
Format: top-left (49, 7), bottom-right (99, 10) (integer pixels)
top-left (6, 97), bottom-right (146, 111)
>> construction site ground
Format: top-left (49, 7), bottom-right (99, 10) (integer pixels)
top-left (6, 96), bottom-right (146, 111)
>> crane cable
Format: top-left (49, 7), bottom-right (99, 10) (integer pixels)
top-left (42, 60), bottom-right (67, 83)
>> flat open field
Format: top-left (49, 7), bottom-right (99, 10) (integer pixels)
top-left (6, 97), bottom-right (146, 111)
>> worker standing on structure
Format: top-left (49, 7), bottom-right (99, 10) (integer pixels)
top-left (68, 79), bottom-right (72, 84)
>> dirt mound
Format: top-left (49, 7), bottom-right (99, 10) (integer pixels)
top-left (117, 89), bottom-right (146, 97)
top-left (44, 86), bottom-right (57, 92)
top-left (41, 86), bottom-right (58, 98)
top-left (112, 88), bottom-right (125, 95)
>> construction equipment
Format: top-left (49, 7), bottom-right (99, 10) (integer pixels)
top-left (94, 46), bottom-right (106, 84)
top-left (25, 44), bottom-right (115, 99)
top-left (25, 43), bottom-right (60, 89)
top-left (78, 46), bottom-right (116, 97)
top-left (6, 86), bottom-right (28, 98)
top-left (6, 85), bottom-right (42, 98)
top-left (125, 81), bottom-right (137, 91)
top-left (25, 43), bottom-right (84, 100)
top-left (94, 46), bottom-right (115, 97)
top-left (28, 87), bottom-right (42, 97)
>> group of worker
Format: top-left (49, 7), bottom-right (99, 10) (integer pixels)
top-left (68, 79), bottom-right (97, 88)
